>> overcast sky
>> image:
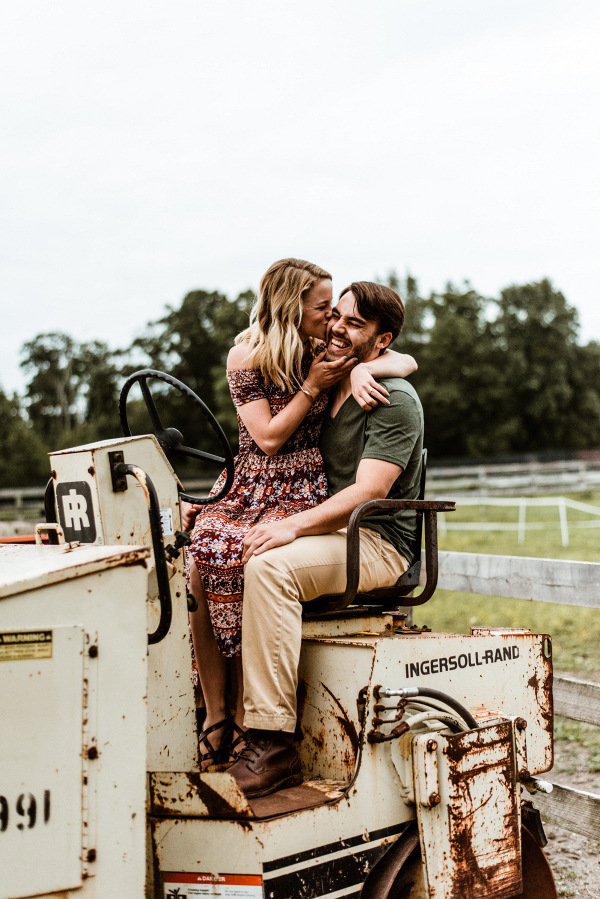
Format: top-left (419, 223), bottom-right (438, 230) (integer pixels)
top-left (1, 0), bottom-right (599, 394)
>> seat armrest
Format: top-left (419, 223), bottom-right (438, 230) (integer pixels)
top-left (329, 498), bottom-right (456, 611)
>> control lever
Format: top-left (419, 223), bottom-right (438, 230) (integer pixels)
top-left (165, 531), bottom-right (192, 561)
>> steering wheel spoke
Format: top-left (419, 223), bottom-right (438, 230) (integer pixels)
top-left (139, 378), bottom-right (165, 432)
top-left (174, 445), bottom-right (226, 465)
top-left (119, 369), bottom-right (235, 505)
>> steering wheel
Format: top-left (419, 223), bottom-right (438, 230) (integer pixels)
top-left (119, 369), bottom-right (235, 505)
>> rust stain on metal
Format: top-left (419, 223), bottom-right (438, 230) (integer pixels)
top-left (320, 681), bottom-right (360, 754)
top-left (186, 773), bottom-right (252, 818)
top-left (104, 550), bottom-right (149, 570)
top-left (441, 722), bottom-right (522, 899)
top-left (296, 678), bottom-right (357, 779)
top-left (149, 772), bottom-right (253, 820)
top-left (529, 635), bottom-right (554, 771)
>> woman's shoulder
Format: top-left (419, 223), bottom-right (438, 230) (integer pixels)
top-left (227, 342), bottom-right (252, 371)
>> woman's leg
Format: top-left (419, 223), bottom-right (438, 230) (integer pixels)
top-left (234, 655), bottom-right (245, 730)
top-left (188, 560), bottom-right (229, 767)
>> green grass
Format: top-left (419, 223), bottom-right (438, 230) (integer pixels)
top-left (0, 508), bottom-right (43, 522)
top-left (554, 717), bottom-right (600, 772)
top-left (418, 491), bottom-right (600, 675)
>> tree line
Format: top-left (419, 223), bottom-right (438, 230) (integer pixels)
top-left (2, 276), bottom-right (600, 488)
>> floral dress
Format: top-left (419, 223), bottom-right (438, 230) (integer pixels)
top-left (188, 351), bottom-right (329, 659)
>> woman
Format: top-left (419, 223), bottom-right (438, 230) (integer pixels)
top-left (184, 258), bottom-right (416, 768)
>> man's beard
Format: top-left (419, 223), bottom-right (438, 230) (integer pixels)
top-left (325, 332), bottom-right (379, 363)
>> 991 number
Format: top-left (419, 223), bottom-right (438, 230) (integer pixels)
top-left (0, 791), bottom-right (50, 831)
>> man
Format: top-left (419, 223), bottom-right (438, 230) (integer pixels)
top-left (228, 281), bottom-right (424, 798)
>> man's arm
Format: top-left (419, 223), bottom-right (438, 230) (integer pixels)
top-left (241, 457), bottom-right (402, 562)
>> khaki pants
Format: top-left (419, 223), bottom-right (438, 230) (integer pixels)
top-left (242, 528), bottom-right (408, 732)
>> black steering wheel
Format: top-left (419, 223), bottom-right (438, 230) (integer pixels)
top-left (119, 369), bottom-right (235, 505)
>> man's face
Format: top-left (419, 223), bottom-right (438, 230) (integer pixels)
top-left (325, 291), bottom-right (391, 363)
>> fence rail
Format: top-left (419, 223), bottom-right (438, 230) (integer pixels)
top-left (427, 459), bottom-right (600, 497)
top-left (4, 458), bottom-right (600, 510)
top-left (430, 549), bottom-right (600, 841)
top-left (0, 480), bottom-right (216, 513)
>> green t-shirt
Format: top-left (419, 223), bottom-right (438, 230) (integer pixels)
top-left (319, 378), bottom-right (424, 563)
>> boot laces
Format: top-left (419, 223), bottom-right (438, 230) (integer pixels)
top-left (236, 730), bottom-right (268, 763)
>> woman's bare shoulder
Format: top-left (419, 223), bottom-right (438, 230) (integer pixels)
top-left (227, 342), bottom-right (252, 370)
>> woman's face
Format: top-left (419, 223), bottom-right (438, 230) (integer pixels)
top-left (298, 279), bottom-right (333, 342)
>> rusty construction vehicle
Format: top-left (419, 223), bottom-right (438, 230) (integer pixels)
top-left (0, 370), bottom-right (558, 898)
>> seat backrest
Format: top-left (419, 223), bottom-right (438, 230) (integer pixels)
top-left (406, 447), bottom-right (427, 568)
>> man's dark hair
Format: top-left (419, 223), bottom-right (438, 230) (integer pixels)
top-left (339, 281), bottom-right (405, 342)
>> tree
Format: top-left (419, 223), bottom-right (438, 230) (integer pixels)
top-left (21, 333), bottom-right (79, 440)
top-left (0, 390), bottom-right (49, 487)
top-left (491, 280), bottom-right (600, 452)
top-left (129, 289), bottom-right (254, 456)
top-left (20, 333), bottom-right (121, 450)
top-left (391, 276), bottom-right (600, 458)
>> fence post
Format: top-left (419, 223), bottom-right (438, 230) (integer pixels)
top-left (518, 499), bottom-right (527, 544)
top-left (559, 497), bottom-right (569, 547)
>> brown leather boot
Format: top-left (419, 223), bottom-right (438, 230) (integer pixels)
top-left (228, 729), bottom-right (303, 798)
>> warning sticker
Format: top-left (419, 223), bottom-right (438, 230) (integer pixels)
top-left (160, 508), bottom-right (174, 536)
top-left (0, 630), bottom-right (53, 662)
top-left (163, 872), bottom-right (262, 898)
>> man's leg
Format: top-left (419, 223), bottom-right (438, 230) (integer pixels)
top-left (228, 529), bottom-right (407, 796)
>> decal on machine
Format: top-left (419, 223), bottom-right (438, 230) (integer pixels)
top-left (160, 508), bottom-right (174, 536)
top-left (0, 630), bottom-right (53, 662)
top-left (163, 873), bottom-right (262, 898)
top-left (405, 645), bottom-right (520, 678)
top-left (56, 481), bottom-right (97, 543)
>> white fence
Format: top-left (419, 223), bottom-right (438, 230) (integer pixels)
top-left (431, 549), bottom-right (600, 839)
top-left (438, 496), bottom-right (600, 547)
top-left (427, 459), bottom-right (600, 497)
top-left (4, 459), bottom-right (600, 511)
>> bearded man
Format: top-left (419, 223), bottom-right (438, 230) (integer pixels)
top-left (228, 281), bottom-right (424, 797)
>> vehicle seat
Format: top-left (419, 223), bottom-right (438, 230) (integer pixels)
top-left (303, 449), bottom-right (455, 617)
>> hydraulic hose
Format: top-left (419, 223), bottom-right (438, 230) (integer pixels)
top-left (375, 685), bottom-right (479, 730)
top-left (115, 463), bottom-right (172, 645)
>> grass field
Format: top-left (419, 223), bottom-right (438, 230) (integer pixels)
top-left (420, 491), bottom-right (600, 676)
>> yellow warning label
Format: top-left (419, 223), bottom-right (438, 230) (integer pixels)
top-left (0, 630), bottom-right (53, 661)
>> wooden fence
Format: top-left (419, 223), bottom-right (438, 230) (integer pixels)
top-left (427, 459), bottom-right (600, 497)
top-left (431, 549), bottom-right (600, 840)
top-left (4, 458), bottom-right (600, 511)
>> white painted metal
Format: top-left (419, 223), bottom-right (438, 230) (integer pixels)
top-left (50, 436), bottom-right (198, 772)
top-left (8, 433), bottom-right (557, 897)
top-left (413, 723), bottom-right (522, 899)
top-left (0, 544), bottom-right (149, 898)
top-left (0, 626), bottom-right (85, 898)
top-left (151, 628), bottom-right (552, 896)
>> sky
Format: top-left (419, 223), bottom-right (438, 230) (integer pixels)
top-left (1, 0), bottom-right (599, 394)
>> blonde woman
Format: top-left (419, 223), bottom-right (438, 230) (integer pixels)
top-left (184, 259), bottom-right (416, 768)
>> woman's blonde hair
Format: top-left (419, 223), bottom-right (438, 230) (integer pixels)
top-left (236, 258), bottom-right (331, 391)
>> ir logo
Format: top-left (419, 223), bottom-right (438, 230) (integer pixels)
top-left (62, 488), bottom-right (90, 530)
top-left (56, 481), bottom-right (97, 543)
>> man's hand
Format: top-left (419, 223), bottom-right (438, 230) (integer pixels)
top-left (181, 501), bottom-right (202, 532)
top-left (242, 518), bottom-right (299, 563)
